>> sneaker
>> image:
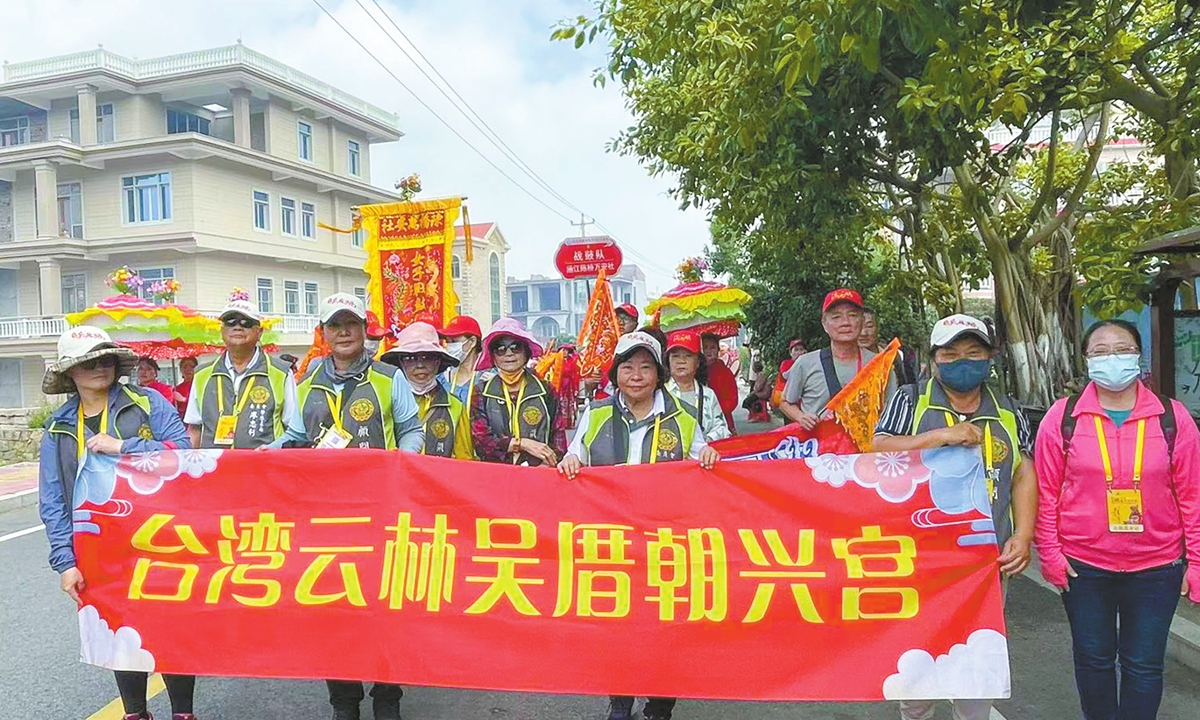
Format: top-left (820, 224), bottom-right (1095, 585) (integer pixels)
top-left (123, 714), bottom-right (151, 720)
top-left (331, 707), bottom-right (360, 720)
top-left (372, 696), bottom-right (402, 720)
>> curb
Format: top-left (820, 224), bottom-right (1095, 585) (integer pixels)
top-left (1027, 553), bottom-right (1200, 673)
top-left (0, 488), bottom-right (36, 514)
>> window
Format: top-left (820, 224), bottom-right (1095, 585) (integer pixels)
top-left (69, 104), bottom-right (115, 143)
top-left (304, 282), bottom-right (319, 316)
top-left (533, 317), bottom-right (560, 339)
top-left (489, 253), bottom-right (501, 324)
top-left (253, 190), bottom-right (270, 231)
top-left (538, 284), bottom-right (561, 312)
top-left (137, 267), bottom-right (175, 304)
top-left (451, 255), bottom-right (461, 280)
top-left (61, 273), bottom-right (87, 314)
top-left (284, 280), bottom-right (300, 315)
top-left (353, 286), bottom-right (368, 309)
top-left (0, 116), bottom-right (29, 147)
top-left (298, 121), bottom-right (313, 161)
top-left (57, 182), bottom-right (83, 238)
top-left (623, 292), bottom-right (632, 304)
top-left (301, 202), bottom-right (316, 239)
top-left (351, 227), bottom-right (366, 248)
top-left (347, 140), bottom-right (361, 176)
top-left (280, 198), bottom-right (296, 236)
top-left (511, 289), bottom-right (528, 314)
top-left (0, 359), bottom-right (22, 408)
top-left (257, 278), bottom-right (274, 313)
top-left (122, 173), bottom-right (172, 224)
top-left (166, 109), bottom-right (210, 136)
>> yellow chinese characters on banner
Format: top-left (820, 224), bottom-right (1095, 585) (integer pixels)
top-left (359, 198), bottom-right (462, 333)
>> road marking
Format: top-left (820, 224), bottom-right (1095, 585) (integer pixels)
top-left (86, 673), bottom-right (165, 720)
top-left (0, 524), bottom-right (43, 544)
top-left (992, 706), bottom-right (1008, 720)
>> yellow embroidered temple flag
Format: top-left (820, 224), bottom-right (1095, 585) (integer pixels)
top-left (826, 338), bottom-right (901, 452)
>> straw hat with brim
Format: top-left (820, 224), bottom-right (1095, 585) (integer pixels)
top-left (381, 322), bottom-right (460, 371)
top-left (477, 318), bottom-right (544, 370)
top-left (43, 327), bottom-right (139, 395)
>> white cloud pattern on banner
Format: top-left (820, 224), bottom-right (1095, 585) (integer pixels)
top-left (78, 605), bottom-right (156, 672)
top-left (882, 628), bottom-right (1010, 700)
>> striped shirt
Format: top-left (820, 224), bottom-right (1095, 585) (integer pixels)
top-left (874, 384), bottom-right (1034, 457)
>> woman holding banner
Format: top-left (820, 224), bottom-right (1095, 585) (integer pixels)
top-left (37, 326), bottom-right (198, 720)
top-left (384, 322), bottom-right (475, 459)
top-left (470, 317), bottom-right (566, 466)
top-left (558, 331), bottom-right (719, 720)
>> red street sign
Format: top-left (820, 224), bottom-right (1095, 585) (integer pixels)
top-left (555, 236), bottom-right (623, 279)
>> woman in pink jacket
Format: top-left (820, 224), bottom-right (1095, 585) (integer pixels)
top-left (1036, 319), bottom-right (1200, 720)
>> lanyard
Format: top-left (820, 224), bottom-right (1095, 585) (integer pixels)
top-left (217, 375), bottom-right (258, 418)
top-left (325, 391), bottom-right (345, 432)
top-left (944, 412), bottom-right (994, 473)
top-left (1095, 415), bottom-right (1145, 488)
top-left (648, 414), bottom-right (662, 464)
top-left (76, 402), bottom-right (110, 461)
top-left (502, 378), bottom-right (527, 442)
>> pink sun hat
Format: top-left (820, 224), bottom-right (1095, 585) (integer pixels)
top-left (477, 317), bottom-right (544, 370)
top-left (381, 322), bottom-right (459, 368)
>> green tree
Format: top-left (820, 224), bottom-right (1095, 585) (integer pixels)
top-left (556, 0), bottom-right (1199, 404)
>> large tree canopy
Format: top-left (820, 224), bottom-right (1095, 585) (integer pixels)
top-left (557, 0), bottom-right (1200, 404)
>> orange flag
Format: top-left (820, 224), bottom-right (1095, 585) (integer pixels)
top-left (826, 338), bottom-right (901, 452)
top-left (576, 270), bottom-right (620, 378)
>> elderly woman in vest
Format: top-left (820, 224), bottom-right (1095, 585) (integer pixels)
top-left (664, 330), bottom-right (731, 443)
top-left (470, 317), bottom-right (566, 466)
top-left (384, 322), bottom-right (474, 459)
top-left (558, 332), bottom-right (719, 720)
top-left (37, 327), bottom-right (197, 720)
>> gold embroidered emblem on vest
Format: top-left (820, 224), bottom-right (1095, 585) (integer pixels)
top-left (349, 398), bottom-right (376, 423)
top-left (658, 428), bottom-right (680, 454)
top-left (988, 434), bottom-right (1010, 464)
top-left (249, 386), bottom-right (270, 405)
top-left (521, 405), bottom-right (543, 426)
top-left (430, 418), bottom-right (451, 439)
top-left (138, 424), bottom-right (154, 440)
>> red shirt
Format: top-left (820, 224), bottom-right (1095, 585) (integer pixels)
top-left (707, 359), bottom-right (739, 433)
top-left (144, 380), bottom-right (175, 404)
top-left (174, 380), bottom-right (193, 414)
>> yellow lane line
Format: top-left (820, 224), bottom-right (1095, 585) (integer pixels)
top-left (86, 673), bottom-right (166, 720)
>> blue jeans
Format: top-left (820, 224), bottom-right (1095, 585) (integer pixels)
top-left (1060, 558), bottom-right (1183, 720)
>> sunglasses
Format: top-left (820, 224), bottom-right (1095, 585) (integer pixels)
top-left (490, 341), bottom-right (526, 356)
top-left (78, 356), bottom-right (118, 371)
top-left (223, 317), bottom-right (260, 329)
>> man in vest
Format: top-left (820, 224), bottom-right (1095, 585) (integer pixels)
top-left (185, 294), bottom-right (302, 449)
top-left (781, 288), bottom-right (896, 429)
top-left (872, 313), bottom-right (1036, 720)
top-left (275, 292), bottom-right (422, 720)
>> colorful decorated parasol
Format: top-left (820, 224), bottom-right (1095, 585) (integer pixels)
top-left (646, 280), bottom-right (752, 339)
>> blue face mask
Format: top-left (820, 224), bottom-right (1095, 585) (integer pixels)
top-left (1087, 353), bottom-right (1141, 391)
top-left (936, 359), bottom-right (991, 392)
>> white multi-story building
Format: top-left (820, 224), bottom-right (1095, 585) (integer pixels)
top-left (507, 263), bottom-right (647, 342)
top-left (0, 43), bottom-right (406, 407)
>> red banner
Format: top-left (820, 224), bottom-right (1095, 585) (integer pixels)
top-left (73, 448), bottom-right (1008, 701)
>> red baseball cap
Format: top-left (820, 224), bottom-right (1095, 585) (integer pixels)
top-left (439, 315), bottom-right (482, 339)
top-left (788, 338), bottom-right (806, 350)
top-left (822, 288), bottom-right (864, 313)
top-left (616, 303), bottom-right (639, 319)
top-left (666, 330), bottom-right (701, 355)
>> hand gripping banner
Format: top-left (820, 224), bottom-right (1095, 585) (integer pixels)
top-left (72, 447), bottom-right (1009, 701)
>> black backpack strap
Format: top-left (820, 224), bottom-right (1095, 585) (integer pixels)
top-left (1154, 392), bottom-right (1177, 460)
top-left (819, 348), bottom-right (843, 399)
top-left (1060, 395), bottom-right (1082, 454)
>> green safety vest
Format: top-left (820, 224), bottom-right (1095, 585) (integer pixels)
top-left (479, 371), bottom-right (557, 465)
top-left (419, 384), bottom-right (467, 458)
top-left (581, 391), bottom-right (699, 467)
top-left (297, 357), bottom-right (397, 450)
top-left (193, 350), bottom-right (290, 449)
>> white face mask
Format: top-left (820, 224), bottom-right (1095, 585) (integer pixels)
top-left (446, 338), bottom-right (475, 362)
top-left (408, 376), bottom-right (439, 396)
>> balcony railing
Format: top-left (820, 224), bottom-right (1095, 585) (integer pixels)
top-left (2, 45), bottom-right (399, 131)
top-left (0, 313), bottom-right (319, 340)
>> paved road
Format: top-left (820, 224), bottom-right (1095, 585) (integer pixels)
top-left (5, 501), bottom-right (1200, 720)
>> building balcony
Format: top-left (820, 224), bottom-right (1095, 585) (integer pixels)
top-left (0, 312), bottom-right (320, 344)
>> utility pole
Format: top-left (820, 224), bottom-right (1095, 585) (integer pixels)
top-left (570, 213), bottom-right (594, 238)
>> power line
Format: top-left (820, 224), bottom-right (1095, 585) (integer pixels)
top-left (360, 0), bottom-right (587, 217)
top-left (309, 0), bottom-right (574, 223)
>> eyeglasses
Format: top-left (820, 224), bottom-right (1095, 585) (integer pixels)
top-left (223, 317), bottom-right (259, 329)
top-left (1086, 345), bottom-right (1139, 359)
top-left (490, 341), bottom-right (525, 357)
top-left (77, 356), bottom-right (118, 371)
top-left (400, 354), bottom-right (440, 366)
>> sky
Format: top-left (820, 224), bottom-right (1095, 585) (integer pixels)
top-left (0, 0), bottom-right (711, 294)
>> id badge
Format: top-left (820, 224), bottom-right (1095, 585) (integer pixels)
top-left (1107, 488), bottom-right (1145, 533)
top-left (316, 426), bottom-right (353, 450)
top-left (985, 468), bottom-right (1001, 503)
top-left (214, 415), bottom-right (237, 446)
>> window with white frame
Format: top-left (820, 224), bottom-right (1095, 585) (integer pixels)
top-left (57, 182), bottom-right (83, 238)
top-left (451, 255), bottom-right (461, 279)
top-left (61, 273), bottom-right (87, 314)
top-left (353, 286), bottom-right (367, 306)
top-left (304, 282), bottom-right (319, 316)
top-left (122, 172), bottom-right (172, 224)
top-left (257, 278), bottom-right (274, 313)
top-left (166, 109), bottom-right (210, 136)
top-left (69, 104), bottom-right (115, 143)
top-left (253, 190), bottom-right (270, 231)
top-left (284, 280), bottom-right (300, 315)
top-left (348, 140), bottom-right (361, 176)
top-left (0, 116), bottom-right (30, 147)
top-left (137, 267), bottom-right (175, 304)
top-left (301, 202), bottom-right (316, 239)
top-left (280, 198), bottom-right (296, 236)
top-left (351, 226), bottom-right (366, 248)
top-left (297, 121), bottom-right (313, 161)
